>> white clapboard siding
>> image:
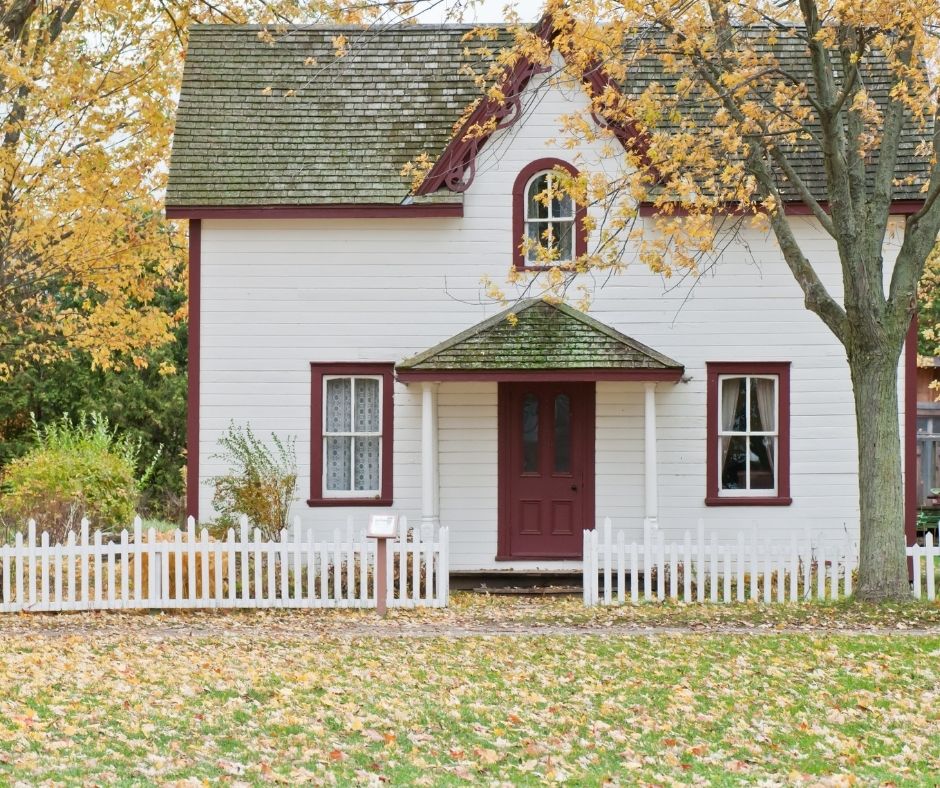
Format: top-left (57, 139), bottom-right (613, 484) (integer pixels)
top-left (0, 515), bottom-right (449, 613)
top-left (581, 518), bottom-right (932, 605)
top-left (195, 58), bottom-right (901, 574)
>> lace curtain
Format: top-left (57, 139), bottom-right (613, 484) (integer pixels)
top-left (720, 377), bottom-right (743, 473)
top-left (325, 377), bottom-right (380, 492)
top-left (753, 377), bottom-right (776, 473)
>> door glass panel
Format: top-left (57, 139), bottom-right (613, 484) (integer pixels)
top-left (522, 393), bottom-right (539, 473)
top-left (554, 393), bottom-right (571, 473)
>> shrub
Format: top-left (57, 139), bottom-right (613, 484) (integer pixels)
top-left (209, 424), bottom-right (297, 540)
top-left (0, 413), bottom-right (156, 544)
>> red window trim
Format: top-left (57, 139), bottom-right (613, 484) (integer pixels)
top-left (308, 362), bottom-right (394, 507)
top-left (512, 158), bottom-right (588, 271)
top-left (705, 362), bottom-right (792, 506)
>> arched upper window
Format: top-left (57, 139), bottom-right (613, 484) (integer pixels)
top-left (512, 158), bottom-right (586, 270)
top-left (524, 171), bottom-right (575, 264)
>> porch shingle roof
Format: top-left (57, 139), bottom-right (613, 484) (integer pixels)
top-left (396, 299), bottom-right (683, 377)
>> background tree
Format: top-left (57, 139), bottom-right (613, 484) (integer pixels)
top-left (468, 0), bottom-right (940, 599)
top-left (0, 0), bottom-right (414, 519)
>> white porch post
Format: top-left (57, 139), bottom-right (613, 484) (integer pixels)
top-left (420, 382), bottom-right (440, 532)
top-left (644, 381), bottom-right (658, 527)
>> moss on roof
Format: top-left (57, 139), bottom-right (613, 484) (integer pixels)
top-left (167, 23), bottom-right (931, 208)
top-left (396, 299), bottom-right (684, 371)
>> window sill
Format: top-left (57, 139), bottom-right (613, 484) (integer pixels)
top-left (306, 497), bottom-right (393, 508)
top-left (514, 263), bottom-right (577, 273)
top-left (705, 496), bottom-right (792, 507)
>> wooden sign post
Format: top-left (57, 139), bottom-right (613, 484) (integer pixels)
top-left (367, 515), bottom-right (397, 617)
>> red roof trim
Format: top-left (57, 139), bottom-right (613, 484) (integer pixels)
top-left (415, 17), bottom-right (651, 196)
top-left (166, 204), bottom-right (462, 219)
top-left (512, 158), bottom-right (588, 270)
top-left (396, 368), bottom-right (683, 383)
top-left (638, 199), bottom-right (925, 217)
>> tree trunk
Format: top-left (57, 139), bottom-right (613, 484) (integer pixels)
top-left (848, 345), bottom-right (910, 601)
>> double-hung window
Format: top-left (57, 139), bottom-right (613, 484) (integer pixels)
top-left (309, 363), bottom-right (393, 506)
top-left (706, 362), bottom-right (791, 505)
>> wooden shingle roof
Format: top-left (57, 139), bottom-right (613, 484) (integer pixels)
top-left (167, 24), bottom-right (507, 208)
top-left (166, 23), bottom-right (931, 209)
top-left (395, 299), bottom-right (684, 380)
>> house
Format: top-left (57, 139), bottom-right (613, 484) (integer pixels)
top-left (166, 21), bottom-right (923, 573)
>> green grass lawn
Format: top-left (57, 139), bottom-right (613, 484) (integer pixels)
top-left (0, 615), bottom-right (937, 784)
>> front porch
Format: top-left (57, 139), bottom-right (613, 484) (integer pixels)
top-left (396, 299), bottom-right (684, 570)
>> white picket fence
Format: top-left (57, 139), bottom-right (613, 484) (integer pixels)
top-left (0, 515), bottom-right (449, 612)
top-left (910, 532), bottom-right (939, 601)
top-left (584, 519), bottom-right (940, 605)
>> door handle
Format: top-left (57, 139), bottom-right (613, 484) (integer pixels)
top-left (571, 484), bottom-right (578, 491)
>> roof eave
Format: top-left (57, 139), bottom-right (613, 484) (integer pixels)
top-left (395, 368), bottom-right (684, 383)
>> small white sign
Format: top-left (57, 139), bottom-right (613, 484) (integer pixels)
top-left (367, 514), bottom-right (398, 538)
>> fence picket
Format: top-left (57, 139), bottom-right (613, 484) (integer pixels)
top-left (27, 520), bottom-right (37, 607)
top-left (199, 529), bottom-right (210, 607)
top-left (107, 538), bottom-right (117, 606)
top-left (709, 533), bottom-right (718, 603)
top-left (722, 546), bottom-right (731, 603)
top-left (669, 541), bottom-right (678, 600)
top-left (764, 545), bottom-right (772, 603)
top-left (133, 518), bottom-right (143, 603)
top-left (682, 531), bottom-right (691, 603)
top-left (2, 541), bottom-right (10, 610)
top-left (696, 520), bottom-right (705, 603)
top-left (789, 536), bottom-right (798, 602)
top-left (925, 533), bottom-right (935, 601)
top-left (736, 533), bottom-right (745, 602)
top-left (267, 530), bottom-right (278, 606)
top-left (817, 544), bottom-right (826, 601)
top-left (844, 543), bottom-right (854, 598)
top-left (656, 533), bottom-right (665, 601)
top-left (54, 542), bottom-right (63, 610)
top-left (212, 535), bottom-right (223, 606)
top-left (40, 531), bottom-right (50, 608)
top-left (79, 520), bottom-right (89, 606)
top-left (602, 519), bottom-right (612, 605)
top-left (617, 530), bottom-right (625, 603)
top-left (279, 528), bottom-right (289, 606)
top-left (630, 541), bottom-right (639, 604)
top-left (748, 532), bottom-right (758, 602)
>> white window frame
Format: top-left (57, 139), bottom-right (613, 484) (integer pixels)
top-left (717, 373), bottom-right (779, 497)
top-left (321, 374), bottom-right (383, 498)
top-left (524, 171), bottom-right (575, 264)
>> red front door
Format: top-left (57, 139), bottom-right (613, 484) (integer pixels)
top-left (497, 382), bottom-right (595, 559)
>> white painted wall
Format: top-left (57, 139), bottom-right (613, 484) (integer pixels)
top-left (197, 63), bottom-right (909, 571)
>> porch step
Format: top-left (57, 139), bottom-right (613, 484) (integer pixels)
top-left (471, 585), bottom-right (582, 596)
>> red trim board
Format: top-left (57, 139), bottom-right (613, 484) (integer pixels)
top-left (186, 219), bottom-right (201, 520)
top-left (705, 361), bottom-right (792, 507)
top-left (396, 368), bottom-right (683, 383)
top-left (166, 204), bottom-right (462, 220)
top-left (905, 317), bottom-right (917, 550)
